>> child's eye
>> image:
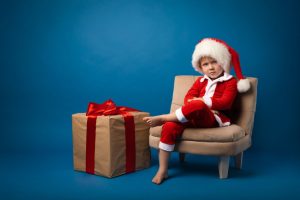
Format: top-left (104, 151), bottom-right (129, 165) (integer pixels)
top-left (211, 61), bottom-right (217, 64)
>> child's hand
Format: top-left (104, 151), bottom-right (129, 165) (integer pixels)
top-left (187, 97), bottom-right (203, 102)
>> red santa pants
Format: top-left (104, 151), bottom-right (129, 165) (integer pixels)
top-left (159, 100), bottom-right (218, 151)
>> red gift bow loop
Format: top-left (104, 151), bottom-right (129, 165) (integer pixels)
top-left (86, 99), bottom-right (118, 116)
top-left (85, 99), bottom-right (140, 174)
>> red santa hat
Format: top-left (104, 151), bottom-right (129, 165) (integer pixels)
top-left (191, 38), bottom-right (250, 93)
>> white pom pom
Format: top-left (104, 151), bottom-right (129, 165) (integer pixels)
top-left (237, 79), bottom-right (251, 93)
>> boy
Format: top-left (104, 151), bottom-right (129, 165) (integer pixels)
top-left (143, 38), bottom-right (251, 184)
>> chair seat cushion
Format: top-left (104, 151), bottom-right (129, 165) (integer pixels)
top-left (150, 124), bottom-right (246, 142)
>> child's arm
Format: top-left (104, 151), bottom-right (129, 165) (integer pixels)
top-left (210, 78), bottom-right (238, 110)
top-left (184, 78), bottom-right (201, 104)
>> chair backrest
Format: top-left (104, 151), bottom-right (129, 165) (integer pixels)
top-left (170, 76), bottom-right (258, 136)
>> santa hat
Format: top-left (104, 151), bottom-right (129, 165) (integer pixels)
top-left (191, 38), bottom-right (250, 93)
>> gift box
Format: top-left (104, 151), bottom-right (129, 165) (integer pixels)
top-left (72, 100), bottom-right (151, 178)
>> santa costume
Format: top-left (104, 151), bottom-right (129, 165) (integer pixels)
top-left (159, 38), bottom-right (251, 152)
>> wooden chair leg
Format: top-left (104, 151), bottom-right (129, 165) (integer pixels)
top-left (179, 153), bottom-right (185, 163)
top-left (235, 152), bottom-right (243, 169)
top-left (218, 156), bottom-right (230, 179)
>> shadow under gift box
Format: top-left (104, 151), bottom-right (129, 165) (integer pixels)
top-left (72, 112), bottom-right (151, 178)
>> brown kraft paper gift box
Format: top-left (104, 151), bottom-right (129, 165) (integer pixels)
top-left (72, 111), bottom-right (151, 178)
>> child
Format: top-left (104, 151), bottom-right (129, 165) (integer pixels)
top-left (143, 38), bottom-right (251, 185)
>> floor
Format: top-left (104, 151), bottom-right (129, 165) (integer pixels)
top-left (1, 148), bottom-right (299, 199)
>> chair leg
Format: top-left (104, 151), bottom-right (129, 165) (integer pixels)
top-left (218, 156), bottom-right (230, 179)
top-left (179, 153), bottom-right (185, 163)
top-left (235, 152), bottom-right (243, 169)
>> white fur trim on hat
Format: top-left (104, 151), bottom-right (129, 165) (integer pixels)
top-left (192, 38), bottom-right (231, 74)
top-left (237, 79), bottom-right (251, 93)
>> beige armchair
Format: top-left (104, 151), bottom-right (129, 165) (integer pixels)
top-left (149, 76), bottom-right (257, 179)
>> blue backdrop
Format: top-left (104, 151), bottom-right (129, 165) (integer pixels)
top-left (1, 0), bottom-right (300, 199)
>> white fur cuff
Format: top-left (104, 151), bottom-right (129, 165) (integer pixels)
top-left (159, 142), bottom-right (175, 152)
top-left (175, 108), bottom-right (188, 123)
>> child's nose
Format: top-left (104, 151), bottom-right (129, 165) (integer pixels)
top-left (208, 64), bottom-right (214, 69)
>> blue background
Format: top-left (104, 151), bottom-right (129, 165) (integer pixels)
top-left (1, 0), bottom-right (300, 199)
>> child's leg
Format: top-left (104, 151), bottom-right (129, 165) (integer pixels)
top-left (152, 149), bottom-right (170, 184)
top-left (150, 101), bottom-right (216, 184)
top-left (153, 122), bottom-right (185, 184)
top-left (143, 100), bottom-right (216, 127)
top-left (177, 100), bottom-right (217, 127)
top-left (143, 113), bottom-right (178, 127)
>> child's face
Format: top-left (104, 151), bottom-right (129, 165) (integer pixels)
top-left (200, 57), bottom-right (224, 80)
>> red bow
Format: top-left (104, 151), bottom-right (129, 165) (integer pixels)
top-left (85, 99), bottom-right (139, 174)
top-left (86, 99), bottom-right (139, 117)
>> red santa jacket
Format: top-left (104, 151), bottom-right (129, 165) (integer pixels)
top-left (184, 73), bottom-right (238, 126)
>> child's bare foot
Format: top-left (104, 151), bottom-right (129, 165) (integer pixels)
top-left (143, 116), bottom-right (165, 127)
top-left (152, 171), bottom-right (168, 185)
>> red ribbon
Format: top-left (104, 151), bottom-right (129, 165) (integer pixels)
top-left (85, 99), bottom-right (139, 174)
